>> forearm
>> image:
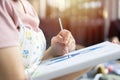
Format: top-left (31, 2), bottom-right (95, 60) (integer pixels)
top-left (42, 44), bottom-right (77, 60)
top-left (42, 47), bottom-right (55, 60)
top-left (0, 47), bottom-right (27, 80)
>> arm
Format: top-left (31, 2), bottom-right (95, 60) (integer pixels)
top-left (0, 47), bottom-right (27, 80)
top-left (42, 47), bottom-right (55, 60)
top-left (42, 29), bottom-right (76, 60)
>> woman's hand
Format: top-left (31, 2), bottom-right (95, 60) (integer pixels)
top-left (50, 29), bottom-right (76, 57)
top-left (112, 36), bottom-right (120, 44)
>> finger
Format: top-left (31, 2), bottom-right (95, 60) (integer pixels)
top-left (67, 35), bottom-right (75, 45)
top-left (59, 30), bottom-right (71, 44)
top-left (67, 37), bottom-right (76, 51)
top-left (52, 35), bottom-right (63, 43)
top-left (51, 36), bottom-right (66, 49)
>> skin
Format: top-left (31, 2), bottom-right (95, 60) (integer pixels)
top-left (111, 36), bottom-right (120, 44)
top-left (0, 47), bottom-right (26, 80)
top-left (43, 29), bottom-right (76, 59)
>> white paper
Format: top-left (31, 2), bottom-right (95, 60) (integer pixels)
top-left (32, 41), bottom-right (120, 80)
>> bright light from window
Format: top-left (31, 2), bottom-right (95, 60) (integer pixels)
top-left (47, 0), bottom-right (66, 12)
top-left (82, 1), bottom-right (102, 9)
top-left (103, 10), bottom-right (108, 19)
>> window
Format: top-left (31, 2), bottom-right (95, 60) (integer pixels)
top-left (45, 0), bottom-right (104, 20)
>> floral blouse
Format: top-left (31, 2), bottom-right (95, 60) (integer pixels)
top-left (19, 19), bottom-right (46, 74)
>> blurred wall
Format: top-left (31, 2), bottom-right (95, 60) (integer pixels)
top-left (29, 0), bottom-right (119, 47)
top-left (29, 0), bottom-right (40, 14)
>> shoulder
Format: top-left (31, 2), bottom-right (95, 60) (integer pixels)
top-left (0, 0), bottom-right (19, 21)
top-left (0, 0), bottom-right (12, 6)
top-left (0, 0), bottom-right (13, 14)
top-left (0, 0), bottom-right (17, 26)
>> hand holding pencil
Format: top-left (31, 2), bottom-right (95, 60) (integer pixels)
top-left (50, 18), bottom-right (76, 57)
top-left (58, 18), bottom-right (69, 57)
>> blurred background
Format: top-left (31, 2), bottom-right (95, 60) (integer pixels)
top-left (29, 0), bottom-right (120, 48)
top-left (28, 0), bottom-right (120, 79)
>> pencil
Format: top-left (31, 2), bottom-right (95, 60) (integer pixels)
top-left (58, 18), bottom-right (63, 30)
top-left (58, 17), bottom-right (69, 58)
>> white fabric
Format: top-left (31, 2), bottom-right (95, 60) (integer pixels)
top-left (19, 18), bottom-right (46, 74)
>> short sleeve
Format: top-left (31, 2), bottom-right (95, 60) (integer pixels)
top-left (0, 0), bottom-right (19, 48)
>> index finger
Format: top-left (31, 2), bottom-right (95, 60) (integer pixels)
top-left (59, 29), bottom-right (71, 43)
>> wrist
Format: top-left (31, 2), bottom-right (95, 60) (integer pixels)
top-left (47, 47), bottom-right (58, 57)
top-left (42, 47), bottom-right (57, 60)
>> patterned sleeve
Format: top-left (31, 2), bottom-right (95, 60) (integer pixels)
top-left (0, 0), bottom-right (19, 48)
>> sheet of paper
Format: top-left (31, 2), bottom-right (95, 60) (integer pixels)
top-left (32, 41), bottom-right (120, 80)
